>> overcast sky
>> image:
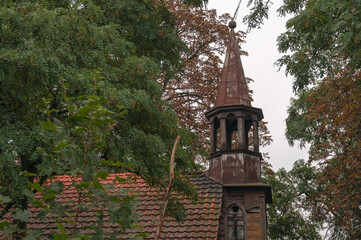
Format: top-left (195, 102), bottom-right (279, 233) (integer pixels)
top-left (207, 0), bottom-right (308, 170)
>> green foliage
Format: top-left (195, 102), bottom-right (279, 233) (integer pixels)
top-left (243, 0), bottom-right (272, 30)
top-left (181, 0), bottom-right (208, 7)
top-left (241, 0), bottom-right (361, 88)
top-left (276, 0), bottom-right (361, 237)
top-left (285, 70), bottom-right (361, 239)
top-left (285, 91), bottom-right (315, 148)
top-left (265, 160), bottom-right (323, 240)
top-left (276, 0), bottom-right (361, 91)
top-left (0, 0), bottom-right (199, 238)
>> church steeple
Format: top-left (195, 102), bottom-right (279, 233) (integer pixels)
top-left (216, 20), bottom-right (251, 107)
top-left (206, 19), bottom-right (264, 177)
top-left (206, 20), bottom-right (264, 155)
top-left (206, 20), bottom-right (272, 240)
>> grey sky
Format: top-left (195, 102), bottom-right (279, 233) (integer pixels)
top-left (207, 0), bottom-right (308, 170)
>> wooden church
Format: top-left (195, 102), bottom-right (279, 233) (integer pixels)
top-left (25, 20), bottom-right (272, 239)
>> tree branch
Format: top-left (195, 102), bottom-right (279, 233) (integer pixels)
top-left (187, 42), bottom-right (207, 60)
top-left (155, 134), bottom-right (181, 240)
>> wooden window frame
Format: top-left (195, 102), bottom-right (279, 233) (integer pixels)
top-left (225, 204), bottom-right (247, 240)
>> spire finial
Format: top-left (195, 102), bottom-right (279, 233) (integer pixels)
top-left (228, 19), bottom-right (237, 29)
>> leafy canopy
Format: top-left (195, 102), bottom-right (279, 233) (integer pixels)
top-left (0, 0), bottom-right (200, 238)
top-left (276, 0), bottom-right (361, 91)
top-left (276, 0), bottom-right (361, 238)
top-left (266, 160), bottom-right (322, 240)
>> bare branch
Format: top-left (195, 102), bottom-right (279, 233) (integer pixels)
top-left (155, 134), bottom-right (181, 240)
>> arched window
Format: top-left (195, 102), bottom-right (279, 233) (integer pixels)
top-left (227, 205), bottom-right (246, 240)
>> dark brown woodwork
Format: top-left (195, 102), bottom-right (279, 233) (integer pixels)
top-left (206, 20), bottom-right (272, 240)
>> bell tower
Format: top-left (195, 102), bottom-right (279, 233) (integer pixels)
top-left (206, 20), bottom-right (272, 240)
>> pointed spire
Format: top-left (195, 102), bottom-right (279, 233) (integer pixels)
top-left (215, 20), bottom-right (251, 107)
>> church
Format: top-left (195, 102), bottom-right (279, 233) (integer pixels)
top-left (26, 20), bottom-right (272, 239)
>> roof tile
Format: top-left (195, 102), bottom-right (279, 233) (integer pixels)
top-left (17, 172), bottom-right (223, 239)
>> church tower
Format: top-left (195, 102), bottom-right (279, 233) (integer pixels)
top-left (206, 20), bottom-right (272, 240)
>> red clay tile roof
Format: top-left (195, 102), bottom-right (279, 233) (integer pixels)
top-left (25, 172), bottom-right (223, 239)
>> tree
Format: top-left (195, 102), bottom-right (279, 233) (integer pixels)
top-left (265, 160), bottom-right (323, 240)
top-left (0, 0), bottom-right (205, 238)
top-left (163, 2), bottom-right (235, 147)
top-left (276, 0), bottom-right (361, 238)
top-left (286, 69), bottom-right (361, 239)
top-left (276, 0), bottom-right (361, 91)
